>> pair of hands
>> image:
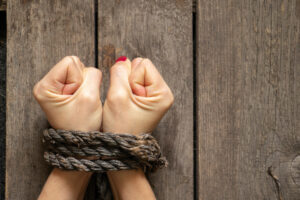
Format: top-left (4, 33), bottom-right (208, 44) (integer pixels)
top-left (33, 56), bottom-right (174, 134)
top-left (34, 56), bottom-right (174, 200)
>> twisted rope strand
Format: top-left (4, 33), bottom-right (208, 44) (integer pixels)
top-left (47, 143), bottom-right (128, 158)
top-left (44, 129), bottom-right (156, 147)
top-left (47, 143), bottom-right (162, 163)
top-left (44, 151), bottom-right (141, 172)
top-left (44, 129), bottom-right (162, 162)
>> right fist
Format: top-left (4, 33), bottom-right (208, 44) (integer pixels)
top-left (103, 57), bottom-right (174, 134)
top-left (33, 56), bottom-right (103, 132)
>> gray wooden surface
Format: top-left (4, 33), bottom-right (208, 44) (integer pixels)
top-left (6, 0), bottom-right (300, 199)
top-left (98, 0), bottom-right (194, 199)
top-left (6, 1), bottom-right (95, 199)
top-left (196, 0), bottom-right (300, 199)
top-left (6, 0), bottom-right (193, 199)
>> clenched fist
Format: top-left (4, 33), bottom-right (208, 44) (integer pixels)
top-left (103, 57), bottom-right (174, 134)
top-left (33, 56), bottom-right (102, 132)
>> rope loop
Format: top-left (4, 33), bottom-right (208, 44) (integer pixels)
top-left (43, 128), bottom-right (168, 172)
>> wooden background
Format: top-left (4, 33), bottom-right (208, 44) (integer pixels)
top-left (4, 0), bottom-right (300, 199)
top-left (0, 9), bottom-right (6, 200)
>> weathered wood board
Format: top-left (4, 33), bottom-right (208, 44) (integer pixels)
top-left (6, 0), bottom-right (300, 199)
top-left (6, 1), bottom-right (95, 199)
top-left (98, 0), bottom-right (194, 199)
top-left (196, 0), bottom-right (300, 199)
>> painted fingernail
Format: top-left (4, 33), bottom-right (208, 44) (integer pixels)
top-left (115, 56), bottom-right (127, 63)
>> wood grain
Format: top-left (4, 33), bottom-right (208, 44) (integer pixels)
top-left (6, 1), bottom-right (95, 199)
top-left (98, 0), bottom-right (194, 199)
top-left (196, 0), bottom-right (300, 199)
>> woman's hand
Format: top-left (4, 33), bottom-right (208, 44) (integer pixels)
top-left (103, 57), bottom-right (174, 200)
top-left (103, 57), bottom-right (174, 134)
top-left (33, 56), bottom-right (102, 200)
top-left (33, 56), bottom-right (102, 132)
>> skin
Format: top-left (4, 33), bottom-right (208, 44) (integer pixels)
top-left (33, 56), bottom-right (174, 200)
top-left (104, 58), bottom-right (174, 200)
top-left (34, 56), bottom-right (102, 200)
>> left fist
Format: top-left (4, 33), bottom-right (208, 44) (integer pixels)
top-left (33, 56), bottom-right (102, 132)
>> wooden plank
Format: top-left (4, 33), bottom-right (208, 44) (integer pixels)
top-left (196, 0), bottom-right (300, 199)
top-left (6, 1), bottom-right (95, 199)
top-left (98, 0), bottom-right (194, 199)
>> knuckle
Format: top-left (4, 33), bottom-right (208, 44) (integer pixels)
top-left (142, 58), bottom-right (153, 67)
top-left (80, 91), bottom-right (98, 104)
top-left (167, 89), bottom-right (174, 104)
top-left (131, 57), bottom-right (143, 68)
top-left (140, 58), bottom-right (157, 71)
top-left (86, 67), bottom-right (102, 83)
top-left (70, 55), bottom-right (80, 63)
top-left (62, 56), bottom-right (74, 64)
top-left (132, 57), bottom-right (143, 63)
top-left (95, 68), bottom-right (103, 79)
top-left (62, 56), bottom-right (80, 66)
top-left (62, 56), bottom-right (72, 60)
top-left (32, 83), bottom-right (40, 98)
top-left (32, 81), bottom-right (44, 101)
top-left (160, 87), bottom-right (174, 109)
top-left (89, 67), bottom-right (102, 76)
top-left (107, 90), bottom-right (128, 104)
top-left (169, 92), bottom-right (175, 105)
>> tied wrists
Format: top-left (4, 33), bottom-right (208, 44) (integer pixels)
top-left (42, 128), bottom-right (168, 172)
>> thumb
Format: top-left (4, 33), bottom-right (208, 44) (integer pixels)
top-left (129, 58), bottom-right (166, 97)
top-left (108, 57), bottom-right (132, 94)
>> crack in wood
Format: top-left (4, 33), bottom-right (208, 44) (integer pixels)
top-left (267, 166), bottom-right (283, 200)
top-left (0, 0), bottom-right (6, 11)
top-left (192, 0), bottom-right (196, 13)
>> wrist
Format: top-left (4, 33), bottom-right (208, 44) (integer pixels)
top-left (102, 125), bottom-right (156, 200)
top-left (107, 169), bottom-right (156, 200)
top-left (38, 169), bottom-right (93, 200)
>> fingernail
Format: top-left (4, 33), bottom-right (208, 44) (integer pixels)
top-left (115, 56), bottom-right (127, 63)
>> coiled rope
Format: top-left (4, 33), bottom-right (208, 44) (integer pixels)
top-left (43, 128), bottom-right (167, 199)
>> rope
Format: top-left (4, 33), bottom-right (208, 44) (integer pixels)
top-left (44, 151), bottom-right (142, 172)
top-left (43, 129), bottom-right (167, 170)
top-left (42, 128), bottom-right (167, 199)
top-left (44, 129), bottom-right (160, 150)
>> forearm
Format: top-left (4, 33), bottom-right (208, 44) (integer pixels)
top-left (103, 122), bottom-right (156, 200)
top-left (34, 56), bottom-right (102, 200)
top-left (38, 168), bottom-right (92, 200)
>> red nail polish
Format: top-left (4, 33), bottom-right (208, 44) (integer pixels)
top-left (115, 56), bottom-right (127, 63)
